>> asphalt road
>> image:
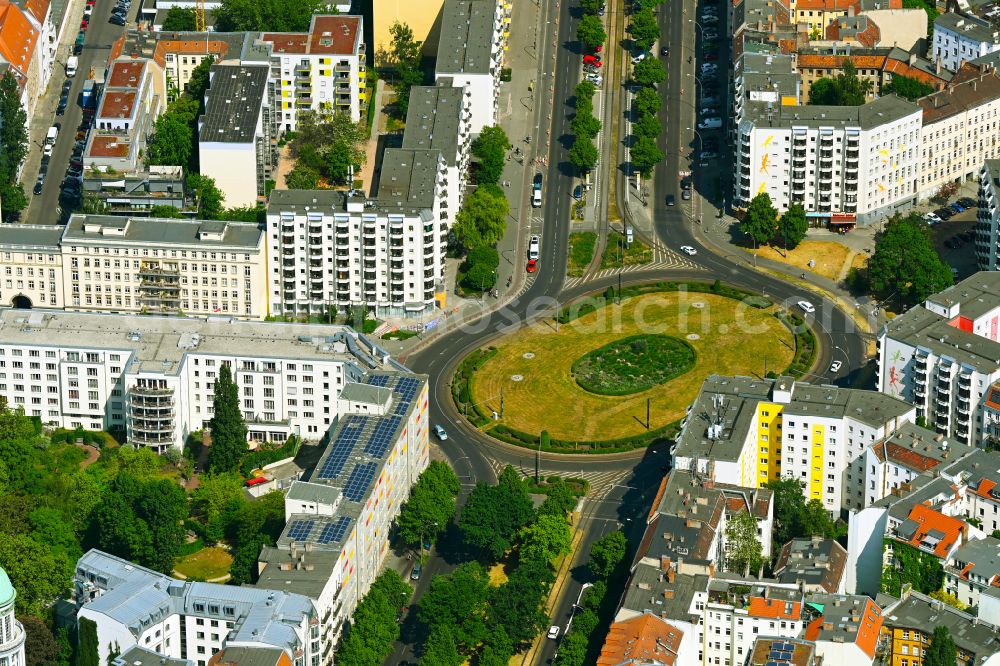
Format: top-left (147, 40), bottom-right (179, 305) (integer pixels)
top-left (25, 0), bottom-right (133, 225)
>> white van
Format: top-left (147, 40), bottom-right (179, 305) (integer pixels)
top-left (697, 117), bottom-right (722, 129)
top-left (528, 235), bottom-right (540, 260)
top-left (66, 56), bottom-right (78, 77)
top-left (46, 126), bottom-right (58, 144)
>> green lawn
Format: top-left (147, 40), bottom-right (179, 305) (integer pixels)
top-left (600, 231), bottom-right (652, 269)
top-left (568, 232), bottom-right (598, 277)
top-left (572, 334), bottom-right (696, 395)
top-left (174, 546), bottom-right (233, 581)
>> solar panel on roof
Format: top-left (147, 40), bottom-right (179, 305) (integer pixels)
top-left (777, 652), bottom-right (791, 660)
top-left (768, 651), bottom-right (782, 660)
top-left (343, 462), bottom-right (378, 502)
top-left (316, 416), bottom-right (367, 480)
top-left (287, 519), bottom-right (315, 541)
top-left (393, 377), bottom-right (422, 415)
top-left (368, 375), bottom-right (389, 387)
top-left (779, 643), bottom-right (794, 652)
top-left (364, 415), bottom-right (402, 457)
top-left (766, 661), bottom-right (779, 666)
top-left (316, 516), bottom-right (351, 545)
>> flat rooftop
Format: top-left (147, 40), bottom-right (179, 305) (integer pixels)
top-left (261, 14), bottom-right (363, 55)
top-left (63, 214), bottom-right (262, 249)
top-left (199, 64), bottom-right (269, 144)
top-left (743, 93), bottom-right (920, 129)
top-left (436, 0), bottom-right (497, 75)
top-left (0, 309), bottom-right (395, 374)
top-left (373, 148), bottom-right (441, 215)
top-left (402, 86), bottom-right (467, 166)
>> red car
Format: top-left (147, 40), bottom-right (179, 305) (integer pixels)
top-left (80, 19), bottom-right (88, 29)
top-left (526, 259), bottom-right (537, 273)
top-left (705, 53), bottom-right (718, 61)
top-left (583, 54), bottom-right (601, 66)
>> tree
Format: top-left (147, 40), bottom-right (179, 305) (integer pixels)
top-left (206, 364), bottom-right (247, 473)
top-left (885, 73), bottom-right (934, 101)
top-left (29, 507), bottom-right (81, 563)
top-left (421, 625), bottom-right (462, 666)
top-left (776, 203), bottom-right (808, 250)
top-left (799, 499), bottom-right (843, 539)
top-left (868, 214), bottom-right (953, 307)
top-left (462, 262), bottom-right (497, 292)
top-left (741, 192), bottom-right (778, 248)
top-left (633, 57), bottom-right (666, 86)
top-left (575, 80), bottom-right (597, 102)
top-left (149, 204), bottom-right (184, 218)
top-left (397, 461), bottom-right (460, 548)
top-left (929, 589), bottom-right (969, 611)
top-left (387, 22), bottom-right (424, 118)
top-left (569, 134), bottom-right (599, 172)
top-left (452, 184), bottom-right (509, 250)
top-left (808, 77), bottom-right (841, 105)
top-left (223, 205), bottom-right (266, 223)
top-left (290, 110), bottom-right (368, 184)
top-left (147, 114), bottom-right (194, 167)
top-left (417, 562), bottom-right (490, 652)
top-left (285, 165), bottom-right (321, 190)
top-left (589, 530), bottom-right (627, 578)
top-left (186, 173), bottom-right (224, 220)
top-left (571, 111), bottom-right (601, 140)
top-left (0, 533), bottom-right (72, 617)
top-left (925, 626), bottom-right (958, 666)
top-left (580, 0), bottom-right (603, 13)
top-left (213, 0), bottom-right (325, 31)
top-left (162, 6), bottom-right (197, 30)
top-left (931, 181), bottom-right (960, 205)
top-left (724, 510), bottom-right (763, 575)
top-left (633, 112), bottom-right (661, 139)
top-left (487, 556), bottom-right (553, 646)
top-left (460, 466), bottom-right (534, 561)
top-left (807, 62), bottom-right (872, 105)
top-left (630, 135), bottom-right (663, 175)
top-left (336, 570), bottom-right (411, 665)
top-left (0, 71), bottom-right (28, 219)
top-left (537, 481), bottom-right (577, 518)
top-left (765, 478), bottom-right (807, 544)
top-left (519, 513), bottom-right (572, 565)
top-left (76, 617), bottom-right (99, 666)
top-left (629, 8), bottom-right (660, 51)
top-left (577, 14), bottom-right (606, 50)
top-left (634, 86), bottom-right (661, 116)
top-left (22, 616), bottom-right (61, 666)
top-left (471, 126), bottom-right (511, 186)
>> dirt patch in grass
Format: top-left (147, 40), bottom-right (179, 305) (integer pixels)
top-left (470, 291), bottom-right (794, 441)
top-left (174, 546), bottom-right (233, 582)
top-left (568, 232), bottom-right (598, 277)
top-left (755, 240), bottom-right (853, 281)
top-left (601, 231), bottom-right (652, 269)
top-left (488, 562), bottom-right (509, 587)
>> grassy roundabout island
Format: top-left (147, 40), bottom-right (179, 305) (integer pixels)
top-left (456, 283), bottom-right (804, 449)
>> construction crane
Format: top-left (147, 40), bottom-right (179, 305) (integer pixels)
top-left (194, 0), bottom-right (205, 31)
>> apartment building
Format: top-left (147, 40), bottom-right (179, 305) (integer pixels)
top-left (261, 15), bottom-right (367, 129)
top-left (944, 536), bottom-right (1000, 613)
top-left (876, 271), bottom-right (1000, 447)
top-left (880, 589), bottom-right (1000, 666)
top-left (0, 308), bottom-right (405, 450)
top-left (0, 0), bottom-right (56, 122)
top-left (435, 0), bottom-right (511, 133)
top-left (823, 11), bottom-right (927, 51)
top-left (0, 224), bottom-right (64, 309)
top-left (0, 567), bottom-right (25, 666)
top-left (802, 594), bottom-right (883, 665)
top-left (976, 159), bottom-right (1000, 270)
top-left (81, 165), bottom-right (186, 216)
top-left (197, 63), bottom-right (274, 208)
top-left (256, 373), bottom-right (429, 653)
top-left (402, 86), bottom-right (473, 224)
top-left (115, 647), bottom-right (192, 666)
top-left (673, 375), bottom-right (915, 513)
top-left (853, 422), bottom-right (973, 507)
top-left (933, 12), bottom-right (1000, 72)
top-left (717, 482), bottom-right (775, 558)
top-left (74, 550), bottom-right (318, 666)
top-left (731, 51), bottom-right (801, 147)
top-left (795, 48), bottom-right (950, 102)
top-left (772, 537), bottom-right (848, 593)
top-left (747, 639), bottom-right (820, 666)
top-left (598, 613), bottom-right (688, 666)
top-left (85, 58), bottom-right (166, 175)
top-left (917, 67), bottom-right (1000, 200)
top-left (735, 95), bottom-right (923, 226)
top-left (265, 151), bottom-right (449, 319)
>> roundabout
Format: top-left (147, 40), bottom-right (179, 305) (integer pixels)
top-left (461, 284), bottom-right (798, 445)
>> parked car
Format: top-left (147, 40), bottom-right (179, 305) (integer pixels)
top-left (949, 202), bottom-right (965, 213)
top-left (410, 563), bottom-right (422, 581)
top-left (682, 189), bottom-right (692, 200)
top-left (33, 177), bottom-right (43, 195)
top-left (631, 52), bottom-right (647, 64)
top-left (585, 74), bottom-right (603, 85)
top-left (583, 54), bottom-right (601, 66)
top-left (526, 258), bottom-right (537, 273)
top-left (923, 212), bottom-right (941, 224)
top-left (958, 197), bottom-right (977, 208)
top-left (660, 47), bottom-right (670, 57)
top-left (935, 207), bottom-right (953, 219)
top-left (699, 150), bottom-right (718, 159)
top-left (697, 117), bottom-right (722, 129)
top-left (56, 96), bottom-right (67, 115)
top-left (547, 626), bottom-right (561, 640)
top-left (109, 13), bottom-right (125, 24)
top-left (573, 184), bottom-right (583, 199)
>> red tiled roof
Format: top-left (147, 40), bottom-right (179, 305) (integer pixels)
top-left (805, 598), bottom-right (883, 658)
top-left (973, 478), bottom-right (998, 501)
top-left (107, 60), bottom-right (145, 89)
top-left (0, 2), bottom-right (38, 78)
top-left (884, 58), bottom-right (948, 88)
top-left (898, 503), bottom-right (966, 558)
top-left (796, 0), bottom-right (853, 11)
top-left (748, 597), bottom-right (801, 620)
top-left (798, 53), bottom-right (887, 69)
top-left (649, 475), bottom-right (669, 522)
top-left (20, 0), bottom-right (48, 25)
top-left (152, 39), bottom-right (232, 70)
top-left (308, 15), bottom-right (361, 54)
top-left (884, 442), bottom-right (944, 472)
top-left (597, 614), bottom-right (684, 666)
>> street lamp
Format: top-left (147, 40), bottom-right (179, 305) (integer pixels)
top-left (564, 583), bottom-right (594, 635)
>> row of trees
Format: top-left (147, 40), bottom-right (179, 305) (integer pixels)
top-left (453, 125), bottom-right (512, 252)
top-left (569, 81), bottom-right (601, 173)
top-left (552, 531), bottom-right (628, 666)
top-left (461, 246), bottom-right (500, 294)
top-left (396, 461), bottom-right (461, 548)
top-left (406, 467), bottom-right (576, 665)
top-left (740, 193), bottom-right (808, 251)
top-left (336, 570), bottom-right (413, 664)
top-left (628, 1), bottom-right (665, 176)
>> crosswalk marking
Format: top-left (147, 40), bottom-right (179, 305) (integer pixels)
top-left (564, 245), bottom-right (701, 288)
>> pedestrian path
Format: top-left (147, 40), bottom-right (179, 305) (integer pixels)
top-left (563, 245), bottom-right (700, 288)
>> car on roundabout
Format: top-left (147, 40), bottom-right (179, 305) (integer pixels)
top-left (680, 245), bottom-right (697, 256)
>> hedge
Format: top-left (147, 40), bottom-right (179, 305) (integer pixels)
top-left (488, 418), bottom-right (681, 454)
top-left (452, 346), bottom-right (498, 427)
top-left (775, 311), bottom-right (818, 378)
top-left (240, 435), bottom-right (302, 476)
top-left (50, 427), bottom-right (118, 448)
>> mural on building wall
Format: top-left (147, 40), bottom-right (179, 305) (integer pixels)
top-left (886, 348), bottom-right (906, 397)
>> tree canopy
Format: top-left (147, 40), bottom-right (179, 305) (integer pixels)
top-left (417, 562), bottom-right (491, 652)
top-left (459, 466), bottom-right (535, 560)
top-left (290, 110), bottom-right (368, 186)
top-left (807, 62), bottom-right (873, 105)
top-left (588, 530), bottom-right (627, 578)
top-left (764, 478), bottom-right (843, 543)
top-left (741, 192), bottom-right (777, 247)
top-left (206, 364), bottom-right (247, 473)
top-left (776, 203), bottom-right (808, 250)
top-left (0, 70), bottom-right (28, 219)
top-left (925, 626), bottom-right (958, 666)
top-left (885, 73), bottom-right (934, 101)
top-left (452, 184), bottom-right (509, 251)
top-left (519, 513), bottom-right (572, 565)
top-left (868, 213), bottom-right (953, 307)
top-left (629, 8), bottom-right (660, 51)
top-left (577, 14), bottom-right (606, 50)
top-left (336, 570), bottom-right (412, 665)
top-left (397, 460), bottom-right (461, 548)
top-left (724, 510), bottom-right (763, 575)
top-left (633, 57), bottom-right (666, 86)
top-left (213, 0), bottom-right (326, 31)
top-left (386, 22), bottom-right (424, 118)
top-left (162, 6), bottom-right (197, 30)
top-left (471, 126), bottom-right (511, 186)
top-left (634, 87), bottom-right (661, 116)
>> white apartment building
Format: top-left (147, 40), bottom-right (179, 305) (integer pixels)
top-left (735, 95), bottom-right (923, 226)
top-left (261, 15), bottom-right (367, 129)
top-left (0, 225), bottom-right (64, 310)
top-left (435, 0), bottom-right (511, 133)
top-left (932, 12), bottom-right (1000, 72)
top-left (877, 271), bottom-right (1000, 447)
top-left (976, 159), bottom-right (1000, 270)
top-left (198, 63), bottom-right (275, 208)
top-left (917, 68), bottom-right (1000, 200)
top-left (0, 309), bottom-right (407, 451)
top-left (256, 373), bottom-right (429, 653)
top-left (402, 86), bottom-right (473, 225)
top-left (0, 567), bottom-right (25, 666)
top-left (86, 59), bottom-right (166, 174)
top-left (673, 375), bottom-right (915, 514)
top-left (266, 151), bottom-right (449, 319)
top-left (944, 537), bottom-right (1000, 613)
top-left (74, 550), bottom-right (318, 666)
top-left (731, 51), bottom-right (801, 145)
